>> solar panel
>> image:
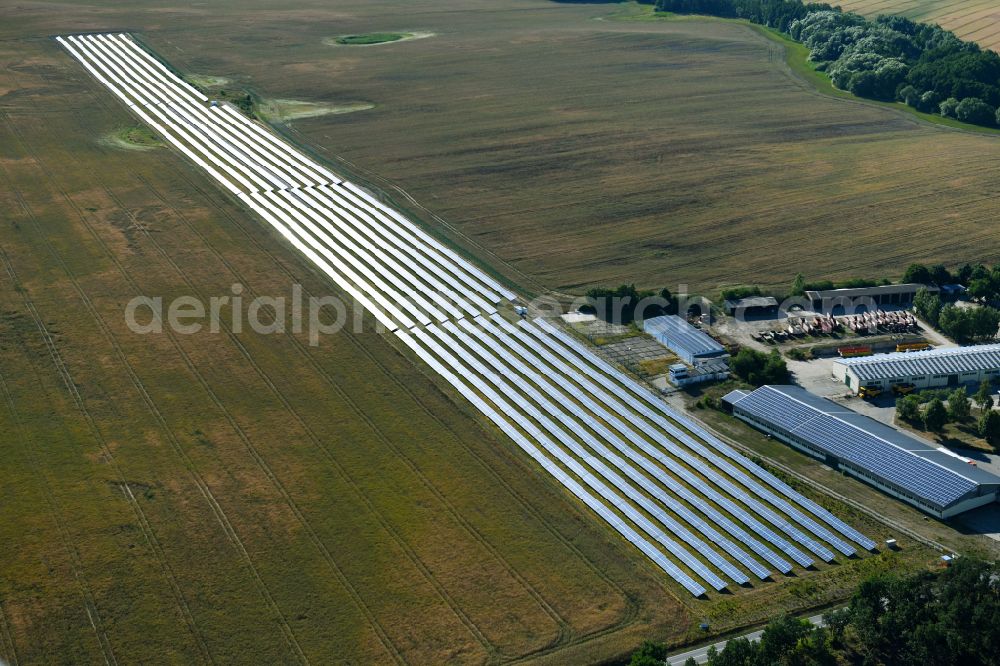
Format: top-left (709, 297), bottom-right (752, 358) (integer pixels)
top-left (274, 190), bottom-right (452, 322)
top-left (422, 324), bottom-right (733, 590)
top-left (449, 320), bottom-right (765, 581)
top-left (731, 386), bottom-right (982, 511)
top-left (237, 192), bottom-right (401, 330)
top-left (59, 32), bottom-right (879, 595)
top-left (404, 327), bottom-right (716, 594)
top-left (505, 316), bottom-right (821, 567)
top-left (532, 321), bottom-right (878, 550)
top-left (464, 318), bottom-right (782, 578)
top-left (521, 317), bottom-right (858, 559)
top-left (394, 330), bottom-right (709, 596)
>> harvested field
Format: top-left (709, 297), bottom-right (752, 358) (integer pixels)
top-left (0, 22), bottom-right (686, 665)
top-left (0, 0), bottom-right (992, 662)
top-left (839, 0), bottom-right (1000, 53)
top-left (14, 1), bottom-right (1000, 298)
top-left (27, 0), bottom-right (999, 296)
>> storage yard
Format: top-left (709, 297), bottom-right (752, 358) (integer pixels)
top-left (750, 310), bottom-right (920, 344)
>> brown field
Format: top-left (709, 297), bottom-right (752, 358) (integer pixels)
top-left (0, 13), bottom-right (693, 664)
top-left (839, 0), bottom-right (1000, 53)
top-left (34, 0), bottom-right (1000, 296)
top-left (0, 0), bottom-right (994, 662)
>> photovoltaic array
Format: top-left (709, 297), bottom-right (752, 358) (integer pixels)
top-left (60, 32), bottom-right (875, 597)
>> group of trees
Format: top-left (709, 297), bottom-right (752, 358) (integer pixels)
top-left (730, 347), bottom-right (789, 385)
top-left (656, 0), bottom-right (1000, 127)
top-left (721, 285), bottom-right (763, 301)
top-left (913, 287), bottom-right (1000, 343)
top-left (656, 0), bottom-right (836, 32)
top-left (631, 557), bottom-right (1000, 666)
top-left (582, 284), bottom-right (677, 324)
top-left (896, 380), bottom-right (1000, 446)
top-left (790, 274), bottom-right (888, 296)
top-left (904, 261), bottom-right (1000, 302)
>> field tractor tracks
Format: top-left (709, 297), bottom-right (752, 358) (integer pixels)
top-left (0, 243), bottom-right (119, 666)
top-left (134, 174), bottom-right (514, 658)
top-left (0, 559), bottom-right (21, 666)
top-left (0, 115), bottom-right (309, 665)
top-left (159, 169), bottom-right (641, 647)
top-left (99, 181), bottom-right (406, 664)
top-left (0, 164), bottom-right (214, 665)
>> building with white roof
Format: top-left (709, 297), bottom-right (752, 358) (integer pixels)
top-left (832, 343), bottom-right (1000, 392)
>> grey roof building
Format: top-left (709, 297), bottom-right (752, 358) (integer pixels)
top-left (833, 343), bottom-right (1000, 391)
top-left (643, 315), bottom-right (728, 366)
top-left (805, 283), bottom-right (937, 314)
top-left (723, 296), bottom-right (779, 317)
top-left (723, 385), bottom-right (1000, 518)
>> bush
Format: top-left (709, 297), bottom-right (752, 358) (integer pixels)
top-left (629, 641), bottom-right (668, 666)
top-left (923, 397), bottom-right (948, 432)
top-left (980, 410), bottom-right (1000, 448)
top-left (948, 386), bottom-right (971, 421)
top-left (898, 84), bottom-right (920, 106)
top-left (939, 96), bottom-right (960, 117)
top-left (731, 348), bottom-right (789, 386)
top-left (896, 394), bottom-right (921, 422)
top-left (720, 285), bottom-right (763, 301)
top-left (584, 284), bottom-right (676, 324)
top-left (955, 97), bottom-right (996, 125)
top-left (677, 558), bottom-right (1000, 665)
top-left (975, 378), bottom-right (995, 410)
top-left (918, 89), bottom-right (941, 112)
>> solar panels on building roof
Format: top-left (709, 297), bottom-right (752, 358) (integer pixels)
top-left (728, 385), bottom-right (1000, 510)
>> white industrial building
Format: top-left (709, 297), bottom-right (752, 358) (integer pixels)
top-left (833, 344), bottom-right (1000, 393)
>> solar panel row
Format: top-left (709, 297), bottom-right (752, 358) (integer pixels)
top-left (458, 319), bottom-right (779, 579)
top-left (60, 32), bottom-right (876, 596)
top-left (440, 320), bottom-right (759, 584)
top-left (59, 33), bottom-right (512, 332)
top-left (516, 319), bottom-right (836, 564)
top-left (528, 318), bottom-right (877, 554)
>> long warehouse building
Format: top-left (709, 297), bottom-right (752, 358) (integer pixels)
top-left (723, 385), bottom-right (1000, 518)
top-left (833, 343), bottom-right (1000, 393)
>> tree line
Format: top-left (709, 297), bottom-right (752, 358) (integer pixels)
top-left (582, 284), bottom-right (677, 323)
top-left (656, 0), bottom-right (1000, 127)
top-left (904, 261), bottom-right (1000, 303)
top-left (913, 287), bottom-right (1000, 343)
top-left (630, 557), bottom-right (1000, 666)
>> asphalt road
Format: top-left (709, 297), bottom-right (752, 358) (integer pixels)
top-left (666, 613), bottom-right (826, 665)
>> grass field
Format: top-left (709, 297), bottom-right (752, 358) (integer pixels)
top-left (838, 0), bottom-right (1000, 53)
top-left (2, 0), bottom-right (998, 662)
top-left (70, 0), bottom-right (1000, 297)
